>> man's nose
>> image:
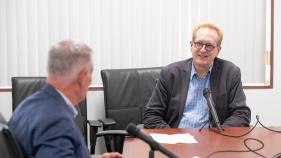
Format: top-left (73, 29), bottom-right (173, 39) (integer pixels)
top-left (200, 45), bottom-right (207, 52)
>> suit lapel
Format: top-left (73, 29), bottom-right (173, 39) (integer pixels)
top-left (210, 58), bottom-right (221, 107)
top-left (178, 59), bottom-right (192, 123)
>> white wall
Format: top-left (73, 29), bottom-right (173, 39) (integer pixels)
top-left (0, 92), bottom-right (12, 120)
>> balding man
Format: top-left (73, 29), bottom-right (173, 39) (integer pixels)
top-left (9, 40), bottom-right (122, 158)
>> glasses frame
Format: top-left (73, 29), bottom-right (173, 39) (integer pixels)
top-left (193, 41), bottom-right (217, 52)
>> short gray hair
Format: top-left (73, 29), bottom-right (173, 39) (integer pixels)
top-left (47, 40), bottom-right (93, 78)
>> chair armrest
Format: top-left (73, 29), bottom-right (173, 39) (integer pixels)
top-left (87, 120), bottom-right (102, 154)
top-left (99, 118), bottom-right (116, 126)
top-left (96, 130), bottom-right (129, 153)
top-left (99, 118), bottom-right (117, 131)
top-left (87, 120), bottom-right (102, 127)
top-left (96, 130), bottom-right (129, 137)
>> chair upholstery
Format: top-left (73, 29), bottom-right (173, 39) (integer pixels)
top-left (99, 67), bottom-right (162, 153)
top-left (0, 112), bottom-right (25, 158)
top-left (11, 77), bottom-right (89, 144)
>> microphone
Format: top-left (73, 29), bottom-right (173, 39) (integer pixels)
top-left (203, 88), bottom-right (224, 133)
top-left (126, 123), bottom-right (178, 158)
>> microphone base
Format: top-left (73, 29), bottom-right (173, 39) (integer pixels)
top-left (215, 123), bottom-right (224, 133)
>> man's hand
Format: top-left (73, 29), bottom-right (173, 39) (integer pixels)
top-left (100, 152), bottom-right (123, 158)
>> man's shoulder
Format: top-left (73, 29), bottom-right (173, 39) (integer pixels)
top-left (10, 88), bottom-right (67, 125)
top-left (164, 58), bottom-right (192, 71)
top-left (18, 87), bottom-right (59, 111)
top-left (214, 58), bottom-right (240, 71)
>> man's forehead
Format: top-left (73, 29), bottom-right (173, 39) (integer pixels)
top-left (194, 28), bottom-right (219, 44)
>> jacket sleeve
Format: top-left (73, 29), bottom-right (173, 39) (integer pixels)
top-left (143, 69), bottom-right (171, 129)
top-left (222, 67), bottom-right (251, 127)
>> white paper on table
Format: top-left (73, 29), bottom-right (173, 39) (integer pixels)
top-left (149, 133), bottom-right (198, 144)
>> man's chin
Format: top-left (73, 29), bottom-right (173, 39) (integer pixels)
top-left (195, 59), bottom-right (209, 65)
top-left (196, 61), bottom-right (211, 69)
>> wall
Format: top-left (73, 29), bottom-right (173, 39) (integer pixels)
top-left (244, 0), bottom-right (281, 126)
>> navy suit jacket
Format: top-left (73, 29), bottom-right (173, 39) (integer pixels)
top-left (143, 57), bottom-right (251, 128)
top-left (8, 84), bottom-right (91, 158)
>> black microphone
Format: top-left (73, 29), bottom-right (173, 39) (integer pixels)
top-left (126, 123), bottom-right (178, 158)
top-left (203, 88), bottom-right (223, 133)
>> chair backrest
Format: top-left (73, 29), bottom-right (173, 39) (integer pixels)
top-left (11, 77), bottom-right (88, 144)
top-left (0, 113), bottom-right (25, 158)
top-left (101, 67), bottom-right (162, 130)
top-left (11, 77), bottom-right (46, 111)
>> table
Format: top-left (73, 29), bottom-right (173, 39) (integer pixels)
top-left (123, 127), bottom-right (281, 158)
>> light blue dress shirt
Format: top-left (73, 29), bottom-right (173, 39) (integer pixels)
top-left (178, 63), bottom-right (212, 128)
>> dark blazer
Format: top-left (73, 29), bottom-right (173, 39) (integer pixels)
top-left (8, 84), bottom-right (91, 158)
top-left (143, 57), bottom-right (251, 128)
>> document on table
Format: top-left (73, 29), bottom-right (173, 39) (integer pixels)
top-left (149, 133), bottom-right (198, 144)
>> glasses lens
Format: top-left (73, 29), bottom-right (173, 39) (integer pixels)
top-left (205, 44), bottom-right (215, 51)
top-left (194, 42), bottom-right (215, 51)
top-left (194, 42), bottom-right (203, 49)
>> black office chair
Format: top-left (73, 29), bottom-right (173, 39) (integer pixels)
top-left (99, 67), bottom-right (162, 153)
top-left (11, 77), bottom-right (102, 153)
top-left (0, 112), bottom-right (25, 158)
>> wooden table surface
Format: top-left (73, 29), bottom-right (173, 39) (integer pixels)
top-left (123, 127), bottom-right (281, 158)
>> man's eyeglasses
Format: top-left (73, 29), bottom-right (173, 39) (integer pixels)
top-left (193, 41), bottom-right (217, 51)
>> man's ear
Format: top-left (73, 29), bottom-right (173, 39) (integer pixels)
top-left (215, 46), bottom-right (222, 57)
top-left (189, 41), bottom-right (193, 52)
top-left (217, 46), bottom-right (222, 54)
top-left (76, 68), bottom-right (86, 87)
top-left (218, 46), bottom-right (222, 52)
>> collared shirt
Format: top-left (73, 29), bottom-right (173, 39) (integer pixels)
top-left (178, 63), bottom-right (212, 128)
top-left (56, 88), bottom-right (78, 118)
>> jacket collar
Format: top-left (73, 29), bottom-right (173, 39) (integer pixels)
top-left (42, 84), bottom-right (77, 117)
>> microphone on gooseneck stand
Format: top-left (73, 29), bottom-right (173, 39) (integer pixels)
top-left (203, 88), bottom-right (224, 133)
top-left (126, 123), bottom-right (179, 158)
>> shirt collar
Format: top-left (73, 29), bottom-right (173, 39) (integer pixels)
top-left (55, 88), bottom-right (78, 118)
top-left (190, 63), bottom-right (213, 80)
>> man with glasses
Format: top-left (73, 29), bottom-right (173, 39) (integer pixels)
top-left (143, 23), bottom-right (251, 129)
